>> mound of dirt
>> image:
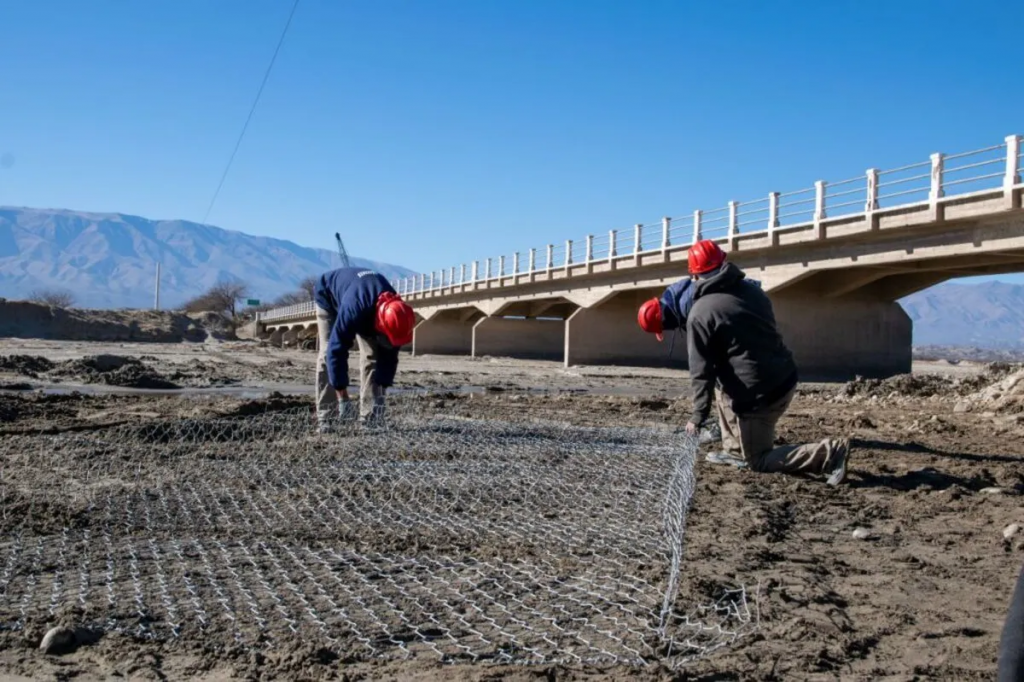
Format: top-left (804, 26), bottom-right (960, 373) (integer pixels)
top-left (49, 355), bottom-right (180, 389)
top-left (0, 298), bottom-right (235, 343)
top-left (956, 366), bottom-right (1024, 414)
top-left (0, 355), bottom-right (55, 377)
top-left (837, 362), bottom-right (1024, 404)
top-left (0, 353), bottom-right (249, 389)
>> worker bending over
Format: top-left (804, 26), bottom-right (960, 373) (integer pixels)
top-left (313, 267), bottom-right (415, 430)
top-left (639, 240), bottom-right (850, 484)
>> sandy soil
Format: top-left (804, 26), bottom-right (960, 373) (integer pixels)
top-left (1, 340), bottom-right (1023, 680)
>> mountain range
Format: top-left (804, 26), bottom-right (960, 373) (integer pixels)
top-left (0, 207), bottom-right (415, 309)
top-left (3, 206), bottom-right (1024, 350)
top-left (900, 280), bottom-right (1024, 349)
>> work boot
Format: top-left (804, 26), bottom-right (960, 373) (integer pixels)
top-left (824, 438), bottom-right (851, 486)
top-left (361, 401), bottom-right (387, 429)
top-left (699, 422), bottom-right (722, 445)
top-left (339, 401), bottom-right (357, 422)
top-left (316, 410), bottom-right (336, 434)
top-left (705, 450), bottom-right (748, 468)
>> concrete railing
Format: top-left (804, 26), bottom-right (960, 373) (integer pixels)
top-left (259, 300), bottom-right (315, 324)
top-left (392, 133), bottom-right (1023, 297)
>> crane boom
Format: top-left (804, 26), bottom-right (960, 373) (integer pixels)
top-left (334, 232), bottom-right (351, 268)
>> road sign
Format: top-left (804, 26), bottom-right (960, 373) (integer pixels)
top-left (246, 299), bottom-right (261, 306)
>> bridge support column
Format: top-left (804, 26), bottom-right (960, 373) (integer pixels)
top-left (281, 328), bottom-right (301, 347)
top-left (412, 311), bottom-right (479, 356)
top-left (772, 295), bottom-right (911, 380)
top-left (267, 328), bottom-right (285, 348)
top-left (565, 290), bottom-right (684, 368)
top-left (472, 317), bottom-right (564, 361)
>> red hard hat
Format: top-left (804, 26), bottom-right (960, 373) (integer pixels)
top-left (375, 292), bottom-right (415, 347)
top-left (688, 239), bottom-right (727, 275)
top-left (637, 297), bottom-right (664, 341)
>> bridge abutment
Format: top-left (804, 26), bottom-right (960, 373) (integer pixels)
top-left (472, 317), bottom-right (564, 360)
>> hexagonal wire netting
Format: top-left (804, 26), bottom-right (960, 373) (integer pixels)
top-left (0, 402), bottom-right (755, 667)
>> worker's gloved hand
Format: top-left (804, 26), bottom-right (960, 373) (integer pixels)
top-left (339, 400), bottom-right (357, 422)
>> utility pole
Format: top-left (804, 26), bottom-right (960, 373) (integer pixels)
top-left (154, 262), bottom-right (161, 310)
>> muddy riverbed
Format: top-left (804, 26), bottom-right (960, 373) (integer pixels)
top-left (0, 340), bottom-right (1022, 680)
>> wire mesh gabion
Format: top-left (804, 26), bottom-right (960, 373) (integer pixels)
top-left (0, 402), bottom-right (755, 668)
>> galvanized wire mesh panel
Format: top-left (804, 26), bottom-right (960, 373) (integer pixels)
top-left (0, 404), bottom-right (754, 667)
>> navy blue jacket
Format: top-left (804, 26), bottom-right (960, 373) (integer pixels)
top-left (659, 279), bottom-right (696, 333)
top-left (659, 276), bottom-right (762, 333)
top-left (314, 268), bottom-right (399, 391)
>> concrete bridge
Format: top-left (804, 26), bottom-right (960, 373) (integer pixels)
top-left (257, 134), bottom-right (1024, 379)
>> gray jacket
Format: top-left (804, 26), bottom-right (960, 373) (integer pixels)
top-left (686, 263), bottom-right (798, 427)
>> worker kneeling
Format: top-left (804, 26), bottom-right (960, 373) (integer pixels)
top-left (313, 267), bottom-right (415, 431)
top-left (638, 239), bottom-right (850, 485)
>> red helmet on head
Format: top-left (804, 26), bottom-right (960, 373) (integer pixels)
top-left (637, 297), bottom-right (664, 341)
top-left (688, 239), bottom-right (727, 275)
top-left (375, 292), bottom-right (415, 347)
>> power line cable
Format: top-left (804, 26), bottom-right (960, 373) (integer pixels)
top-left (201, 0), bottom-right (300, 225)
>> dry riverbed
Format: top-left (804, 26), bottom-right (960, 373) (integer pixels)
top-left (0, 339), bottom-right (1022, 680)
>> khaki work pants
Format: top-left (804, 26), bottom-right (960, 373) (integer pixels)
top-left (315, 305), bottom-right (385, 423)
top-left (715, 384), bottom-right (843, 475)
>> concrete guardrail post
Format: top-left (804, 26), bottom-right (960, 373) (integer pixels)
top-left (929, 152), bottom-right (944, 220)
top-left (728, 201), bottom-right (738, 242)
top-left (813, 182), bottom-right (827, 239)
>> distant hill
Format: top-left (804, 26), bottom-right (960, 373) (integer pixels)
top-left (901, 280), bottom-right (1024, 349)
top-left (0, 207), bottom-right (415, 309)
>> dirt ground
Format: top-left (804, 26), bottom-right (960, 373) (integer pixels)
top-left (1, 339), bottom-right (1023, 680)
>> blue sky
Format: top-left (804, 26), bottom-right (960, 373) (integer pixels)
top-left (1, 0), bottom-right (1021, 281)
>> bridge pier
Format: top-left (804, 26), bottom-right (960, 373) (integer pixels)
top-left (282, 327), bottom-right (301, 347)
top-left (267, 328), bottom-right (285, 348)
top-left (565, 290), bottom-right (685, 368)
top-left (473, 317), bottom-right (564, 360)
top-left (773, 295), bottom-right (911, 380)
top-left (412, 311), bottom-right (479, 356)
